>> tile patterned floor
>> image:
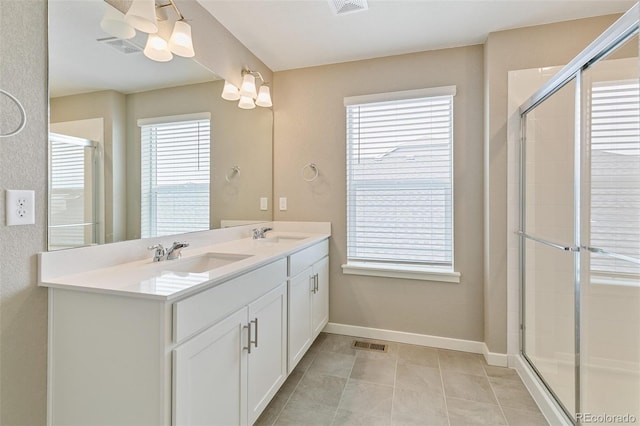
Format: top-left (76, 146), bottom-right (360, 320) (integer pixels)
top-left (255, 333), bottom-right (548, 426)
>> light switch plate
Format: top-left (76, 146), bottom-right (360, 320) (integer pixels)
top-left (6, 189), bottom-right (35, 226)
top-left (260, 197), bottom-right (268, 211)
top-left (279, 197), bottom-right (287, 211)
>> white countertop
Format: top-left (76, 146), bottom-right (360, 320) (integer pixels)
top-left (39, 223), bottom-right (330, 301)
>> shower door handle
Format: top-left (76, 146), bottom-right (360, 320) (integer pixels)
top-left (516, 231), bottom-right (580, 252)
top-left (581, 245), bottom-right (640, 265)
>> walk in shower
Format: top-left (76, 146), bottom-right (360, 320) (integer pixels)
top-left (518, 5), bottom-right (639, 424)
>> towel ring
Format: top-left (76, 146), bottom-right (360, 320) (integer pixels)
top-left (0, 89), bottom-right (27, 138)
top-left (301, 163), bottom-right (319, 182)
top-left (225, 166), bottom-right (240, 183)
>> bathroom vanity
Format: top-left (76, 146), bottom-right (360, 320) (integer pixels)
top-left (38, 222), bottom-right (330, 426)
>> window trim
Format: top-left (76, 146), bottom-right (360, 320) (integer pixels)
top-left (343, 86), bottom-right (459, 283)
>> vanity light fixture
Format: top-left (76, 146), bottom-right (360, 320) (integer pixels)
top-left (222, 69), bottom-right (273, 109)
top-left (102, 0), bottom-right (195, 62)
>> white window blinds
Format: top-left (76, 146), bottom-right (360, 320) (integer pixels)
top-left (345, 88), bottom-right (454, 270)
top-left (590, 80), bottom-right (640, 276)
top-left (141, 117), bottom-right (210, 238)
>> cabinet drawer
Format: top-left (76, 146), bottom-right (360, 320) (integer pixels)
top-left (173, 258), bottom-right (287, 343)
top-left (289, 239), bottom-right (329, 277)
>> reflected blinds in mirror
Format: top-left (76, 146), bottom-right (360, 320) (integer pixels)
top-left (140, 118), bottom-right (211, 238)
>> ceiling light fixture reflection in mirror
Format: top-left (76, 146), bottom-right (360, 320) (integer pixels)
top-left (48, 0), bottom-right (273, 251)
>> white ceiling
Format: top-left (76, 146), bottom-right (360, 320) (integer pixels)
top-left (196, 0), bottom-right (636, 71)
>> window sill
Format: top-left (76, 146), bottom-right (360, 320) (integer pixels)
top-left (341, 262), bottom-right (461, 283)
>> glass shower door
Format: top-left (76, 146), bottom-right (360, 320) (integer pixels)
top-left (48, 133), bottom-right (100, 250)
top-left (580, 33), bottom-right (640, 422)
top-left (521, 78), bottom-right (578, 419)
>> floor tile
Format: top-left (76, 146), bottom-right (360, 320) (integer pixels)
top-left (395, 362), bottom-right (443, 393)
top-left (278, 368), bottom-right (304, 398)
top-left (350, 357), bottom-right (396, 386)
top-left (254, 392), bottom-right (289, 426)
top-left (489, 376), bottom-right (540, 412)
top-left (274, 397), bottom-right (337, 426)
top-left (289, 372), bottom-right (347, 408)
top-left (442, 370), bottom-right (498, 405)
top-left (438, 349), bottom-right (486, 376)
top-left (310, 332), bottom-right (328, 351)
top-left (502, 407), bottom-right (549, 425)
top-left (332, 409), bottom-right (391, 426)
top-left (397, 343), bottom-right (439, 368)
top-left (338, 379), bottom-right (394, 419)
top-left (484, 365), bottom-right (521, 381)
top-left (293, 348), bottom-right (319, 374)
top-left (391, 387), bottom-right (448, 426)
top-left (321, 333), bottom-right (358, 356)
top-left (308, 351), bottom-right (356, 378)
top-left (446, 397), bottom-right (508, 426)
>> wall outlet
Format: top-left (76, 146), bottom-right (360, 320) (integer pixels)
top-left (279, 197), bottom-right (287, 211)
top-left (260, 197), bottom-right (268, 211)
top-left (6, 190), bottom-right (35, 226)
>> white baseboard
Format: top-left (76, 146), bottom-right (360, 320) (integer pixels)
top-left (511, 354), bottom-right (572, 426)
top-left (323, 322), bottom-right (508, 367)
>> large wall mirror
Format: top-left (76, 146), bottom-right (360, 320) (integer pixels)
top-left (48, 0), bottom-right (273, 251)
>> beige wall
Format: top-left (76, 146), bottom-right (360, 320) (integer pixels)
top-left (0, 1), bottom-right (48, 424)
top-left (273, 45), bottom-right (486, 342)
top-left (484, 14), bottom-right (621, 353)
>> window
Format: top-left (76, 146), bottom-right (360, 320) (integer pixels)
top-left (342, 87), bottom-right (459, 282)
top-left (589, 80), bottom-right (640, 282)
top-left (140, 113), bottom-right (211, 238)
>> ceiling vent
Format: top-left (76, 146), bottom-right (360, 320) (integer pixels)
top-left (97, 37), bottom-right (142, 55)
top-left (329, 0), bottom-right (368, 15)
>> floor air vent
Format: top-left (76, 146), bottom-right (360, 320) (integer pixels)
top-left (329, 0), bottom-right (368, 15)
top-left (351, 340), bottom-right (388, 352)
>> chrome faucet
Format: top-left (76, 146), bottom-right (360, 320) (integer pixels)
top-left (148, 244), bottom-right (166, 262)
top-left (252, 227), bottom-right (273, 239)
top-left (166, 241), bottom-right (189, 260)
top-left (147, 241), bottom-right (189, 262)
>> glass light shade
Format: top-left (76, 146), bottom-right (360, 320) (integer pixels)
top-left (143, 34), bottom-right (173, 62)
top-left (239, 73), bottom-right (257, 99)
top-left (100, 5), bottom-right (136, 39)
top-left (255, 85), bottom-right (272, 107)
top-left (221, 81), bottom-right (241, 101)
top-left (238, 96), bottom-right (256, 110)
top-left (168, 20), bottom-right (195, 58)
top-left (125, 0), bottom-right (158, 34)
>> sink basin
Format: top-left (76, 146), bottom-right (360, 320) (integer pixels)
top-left (163, 252), bottom-right (253, 274)
top-left (254, 234), bottom-right (307, 243)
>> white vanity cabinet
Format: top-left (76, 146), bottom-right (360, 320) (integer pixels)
top-left (173, 282), bottom-right (287, 426)
top-left (287, 240), bottom-right (329, 371)
top-left (47, 258), bottom-right (287, 426)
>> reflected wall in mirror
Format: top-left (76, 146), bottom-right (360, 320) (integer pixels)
top-left (48, 0), bottom-right (273, 251)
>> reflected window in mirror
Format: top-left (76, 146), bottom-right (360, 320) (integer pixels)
top-left (140, 113), bottom-right (211, 238)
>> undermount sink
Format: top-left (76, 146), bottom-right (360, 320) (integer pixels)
top-left (254, 233), bottom-right (308, 244)
top-left (162, 252), bottom-right (253, 274)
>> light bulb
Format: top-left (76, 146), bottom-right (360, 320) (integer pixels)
top-left (221, 81), bottom-right (241, 101)
top-left (238, 96), bottom-right (256, 110)
top-left (255, 85), bottom-right (272, 107)
top-left (143, 34), bottom-right (173, 62)
top-left (125, 0), bottom-right (158, 34)
top-left (239, 73), bottom-right (257, 99)
top-left (168, 20), bottom-right (195, 58)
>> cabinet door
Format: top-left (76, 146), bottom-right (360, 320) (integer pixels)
top-left (174, 307), bottom-right (248, 426)
top-left (288, 266), bottom-right (313, 371)
top-left (247, 283), bottom-right (287, 424)
top-left (311, 256), bottom-right (329, 338)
